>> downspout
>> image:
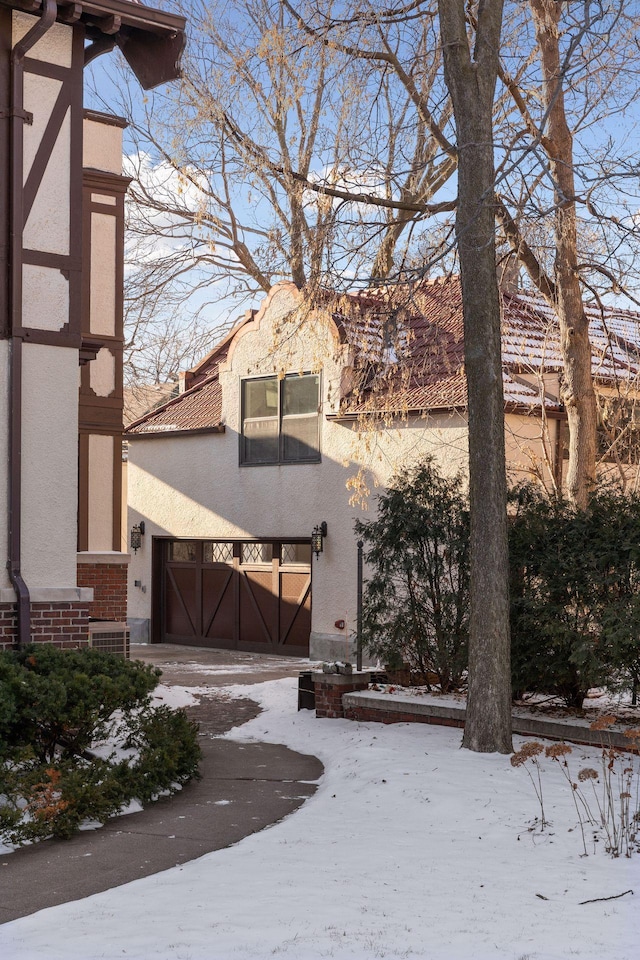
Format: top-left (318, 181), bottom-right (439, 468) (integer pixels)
top-left (8, 0), bottom-right (58, 647)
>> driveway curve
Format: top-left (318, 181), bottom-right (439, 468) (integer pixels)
top-left (0, 645), bottom-right (323, 924)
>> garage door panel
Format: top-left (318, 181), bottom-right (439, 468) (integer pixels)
top-left (280, 572), bottom-right (311, 647)
top-left (165, 566), bottom-right (197, 638)
top-left (239, 570), bottom-right (278, 646)
top-left (202, 567), bottom-right (235, 641)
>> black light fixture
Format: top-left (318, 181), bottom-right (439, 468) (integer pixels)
top-left (311, 521), bottom-right (327, 559)
top-left (130, 521), bottom-right (145, 553)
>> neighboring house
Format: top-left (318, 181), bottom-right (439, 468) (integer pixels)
top-left (0, 0), bottom-right (185, 651)
top-left (125, 278), bottom-right (640, 662)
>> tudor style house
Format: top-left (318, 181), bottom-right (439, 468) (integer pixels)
top-left (0, 0), bottom-right (185, 651)
top-left (125, 278), bottom-right (640, 661)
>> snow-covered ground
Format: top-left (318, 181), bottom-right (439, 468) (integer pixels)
top-left (1, 675), bottom-right (639, 960)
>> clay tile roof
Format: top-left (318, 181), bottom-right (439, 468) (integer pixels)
top-left (126, 344), bottom-right (229, 436)
top-left (334, 276), bottom-right (640, 415)
top-left (127, 275), bottom-right (640, 435)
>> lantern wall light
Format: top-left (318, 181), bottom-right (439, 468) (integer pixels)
top-left (311, 521), bottom-right (327, 559)
top-left (130, 520), bottom-right (145, 553)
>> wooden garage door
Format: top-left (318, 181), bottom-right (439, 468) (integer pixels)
top-left (159, 539), bottom-right (311, 656)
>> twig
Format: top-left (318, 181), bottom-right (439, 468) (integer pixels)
top-left (579, 890), bottom-right (634, 906)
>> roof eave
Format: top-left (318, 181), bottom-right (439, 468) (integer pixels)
top-left (3, 0), bottom-right (187, 89)
top-left (127, 424), bottom-right (226, 440)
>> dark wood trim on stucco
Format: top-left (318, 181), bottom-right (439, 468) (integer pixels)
top-left (69, 24), bottom-right (84, 340)
top-left (83, 107), bottom-right (127, 128)
top-left (3, 0), bottom-right (185, 39)
top-left (23, 248), bottom-right (83, 271)
top-left (21, 328), bottom-right (81, 347)
top-left (0, 6), bottom-right (10, 340)
top-left (112, 432), bottom-right (122, 550)
top-left (77, 430), bottom-right (90, 552)
top-left (23, 85), bottom-right (73, 220)
top-left (22, 55), bottom-right (71, 81)
top-left (84, 167), bottom-right (132, 193)
top-left (78, 154), bottom-right (127, 552)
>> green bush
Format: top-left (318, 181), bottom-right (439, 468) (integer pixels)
top-left (0, 645), bottom-right (201, 845)
top-left (509, 486), bottom-right (640, 708)
top-left (356, 459), bottom-right (470, 692)
top-left (0, 644), bottom-right (161, 762)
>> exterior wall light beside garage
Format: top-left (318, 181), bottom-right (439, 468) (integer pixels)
top-left (311, 521), bottom-right (327, 559)
top-left (130, 521), bottom-right (145, 553)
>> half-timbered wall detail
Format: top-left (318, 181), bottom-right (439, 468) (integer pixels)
top-left (1, 9), bottom-right (91, 645)
top-left (15, 11), bottom-right (83, 347)
top-left (11, 12), bottom-right (83, 591)
top-left (77, 113), bottom-right (129, 622)
top-left (78, 113), bottom-right (128, 556)
top-left (1, 0), bottom-right (185, 648)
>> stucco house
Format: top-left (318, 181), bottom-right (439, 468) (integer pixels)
top-left (125, 277), bottom-right (640, 661)
top-left (0, 0), bottom-right (185, 651)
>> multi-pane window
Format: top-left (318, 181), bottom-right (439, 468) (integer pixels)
top-left (241, 374), bottom-right (320, 465)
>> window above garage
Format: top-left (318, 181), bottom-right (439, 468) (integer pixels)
top-left (240, 374), bottom-right (321, 465)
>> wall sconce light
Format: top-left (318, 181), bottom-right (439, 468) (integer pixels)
top-left (311, 521), bottom-right (327, 559)
top-left (130, 521), bottom-right (145, 553)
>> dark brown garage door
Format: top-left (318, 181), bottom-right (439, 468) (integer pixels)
top-left (157, 539), bottom-right (311, 657)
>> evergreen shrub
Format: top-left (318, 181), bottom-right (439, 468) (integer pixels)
top-left (0, 645), bottom-right (201, 844)
top-left (356, 459), bottom-right (470, 692)
top-left (509, 485), bottom-right (640, 708)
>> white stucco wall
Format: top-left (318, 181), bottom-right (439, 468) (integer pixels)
top-left (82, 116), bottom-right (123, 175)
top-left (127, 285), bottom-right (470, 656)
top-left (21, 344), bottom-right (79, 588)
top-left (89, 213), bottom-right (117, 337)
top-left (12, 12), bottom-right (72, 66)
top-left (22, 73), bottom-right (70, 256)
top-left (0, 16), bottom-right (87, 604)
top-left (87, 434), bottom-right (115, 552)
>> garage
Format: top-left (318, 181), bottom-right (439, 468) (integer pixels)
top-left (154, 539), bottom-right (312, 657)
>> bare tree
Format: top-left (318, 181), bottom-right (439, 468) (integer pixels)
top-left (104, 0), bottom-right (456, 311)
top-left (495, 0), bottom-right (640, 505)
top-left (437, 0), bottom-right (512, 753)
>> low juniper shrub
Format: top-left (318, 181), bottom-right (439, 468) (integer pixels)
top-left (0, 645), bottom-right (201, 845)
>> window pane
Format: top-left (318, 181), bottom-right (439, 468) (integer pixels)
top-left (203, 541), bottom-right (234, 564)
top-left (243, 418), bottom-right (279, 463)
top-left (283, 375), bottom-right (319, 415)
top-left (281, 543), bottom-right (312, 565)
top-left (244, 378), bottom-right (278, 419)
top-left (241, 542), bottom-right (273, 564)
top-left (282, 414), bottom-right (319, 462)
top-left (169, 541), bottom-right (196, 562)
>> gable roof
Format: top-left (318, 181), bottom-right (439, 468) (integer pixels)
top-left (126, 276), bottom-right (640, 437)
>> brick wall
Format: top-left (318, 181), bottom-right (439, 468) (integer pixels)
top-left (313, 672), bottom-right (371, 718)
top-left (0, 602), bottom-right (90, 650)
top-left (77, 562), bottom-right (127, 622)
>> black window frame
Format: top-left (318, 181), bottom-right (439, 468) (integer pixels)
top-left (240, 372), bottom-right (321, 466)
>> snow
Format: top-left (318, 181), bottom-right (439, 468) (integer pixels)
top-left (1, 676), bottom-right (639, 960)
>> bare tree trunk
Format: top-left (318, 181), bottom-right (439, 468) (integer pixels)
top-left (529, 0), bottom-right (597, 508)
top-left (438, 0), bottom-right (512, 753)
